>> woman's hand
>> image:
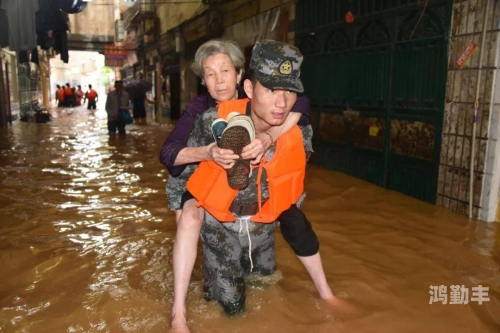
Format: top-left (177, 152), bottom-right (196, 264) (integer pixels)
top-left (205, 142), bottom-right (239, 169)
top-left (241, 133), bottom-right (273, 164)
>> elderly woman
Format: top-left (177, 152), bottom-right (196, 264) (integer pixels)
top-left (161, 39), bottom-right (332, 332)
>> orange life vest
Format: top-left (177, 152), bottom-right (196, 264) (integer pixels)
top-left (186, 98), bottom-right (306, 223)
top-left (57, 88), bottom-right (65, 100)
top-left (86, 89), bottom-right (97, 100)
top-left (64, 87), bottom-right (73, 97)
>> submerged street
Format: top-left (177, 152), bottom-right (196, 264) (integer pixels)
top-left (0, 107), bottom-right (499, 333)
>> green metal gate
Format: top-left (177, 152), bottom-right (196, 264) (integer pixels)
top-left (296, 0), bottom-right (452, 203)
top-left (18, 62), bottom-right (40, 118)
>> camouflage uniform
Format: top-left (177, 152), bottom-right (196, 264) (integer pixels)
top-left (249, 39), bottom-right (305, 93)
top-left (173, 40), bottom-right (312, 315)
top-left (166, 39), bottom-right (308, 210)
top-left (166, 110), bottom-right (313, 210)
top-left (166, 173), bottom-right (189, 211)
top-left (201, 214), bottom-right (277, 314)
top-left (179, 105), bottom-right (312, 314)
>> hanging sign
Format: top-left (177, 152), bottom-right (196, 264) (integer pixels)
top-left (104, 45), bottom-right (127, 60)
top-left (115, 20), bottom-right (125, 43)
top-left (105, 59), bottom-right (124, 67)
top-left (456, 42), bottom-right (477, 69)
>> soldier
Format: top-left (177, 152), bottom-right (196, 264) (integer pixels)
top-left (176, 40), bottom-right (339, 326)
top-left (84, 84), bottom-right (98, 110)
top-left (56, 85), bottom-right (65, 107)
top-left (163, 39), bottom-right (311, 332)
top-left (64, 83), bottom-right (73, 107)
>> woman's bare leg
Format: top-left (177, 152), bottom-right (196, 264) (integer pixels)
top-left (298, 253), bottom-right (361, 318)
top-left (175, 209), bottom-right (183, 222)
top-left (297, 252), bottom-right (334, 300)
top-left (170, 199), bottom-right (204, 332)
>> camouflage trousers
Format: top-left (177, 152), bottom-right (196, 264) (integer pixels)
top-left (201, 212), bottom-right (277, 315)
top-left (165, 175), bottom-right (187, 210)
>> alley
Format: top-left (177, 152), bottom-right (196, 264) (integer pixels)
top-left (0, 107), bottom-right (499, 333)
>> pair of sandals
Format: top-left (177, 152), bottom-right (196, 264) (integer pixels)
top-left (211, 113), bottom-right (255, 190)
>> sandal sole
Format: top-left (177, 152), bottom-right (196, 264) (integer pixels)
top-left (220, 126), bottom-right (252, 190)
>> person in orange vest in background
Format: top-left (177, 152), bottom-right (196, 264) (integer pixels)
top-left (56, 85), bottom-right (65, 107)
top-left (84, 84), bottom-right (98, 110)
top-left (64, 83), bottom-right (74, 107)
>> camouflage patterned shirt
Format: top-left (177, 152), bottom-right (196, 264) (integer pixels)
top-left (169, 106), bottom-right (313, 208)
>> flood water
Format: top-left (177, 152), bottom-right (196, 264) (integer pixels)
top-left (0, 106), bottom-right (499, 333)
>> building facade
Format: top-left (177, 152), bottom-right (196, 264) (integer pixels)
top-left (115, 0), bottom-right (500, 221)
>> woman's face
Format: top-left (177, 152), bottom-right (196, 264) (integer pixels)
top-left (202, 53), bottom-right (242, 102)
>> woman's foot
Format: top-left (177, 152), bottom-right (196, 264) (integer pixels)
top-left (168, 324), bottom-right (190, 333)
top-left (322, 296), bottom-right (364, 320)
top-left (169, 312), bottom-right (190, 333)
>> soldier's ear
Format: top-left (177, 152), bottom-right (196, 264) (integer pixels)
top-left (243, 79), bottom-right (253, 99)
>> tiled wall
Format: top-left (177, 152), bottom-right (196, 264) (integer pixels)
top-left (438, 0), bottom-right (500, 219)
top-left (179, 0), bottom-right (296, 111)
top-left (156, 2), bottom-right (201, 35)
top-left (69, 0), bottom-right (115, 38)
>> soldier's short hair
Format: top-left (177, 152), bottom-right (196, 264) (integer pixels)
top-left (191, 39), bottom-right (245, 85)
top-left (246, 68), bottom-right (259, 87)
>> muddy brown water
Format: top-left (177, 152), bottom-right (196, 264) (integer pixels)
top-left (0, 107), bottom-right (499, 333)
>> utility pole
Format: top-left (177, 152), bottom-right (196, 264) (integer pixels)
top-left (155, 59), bottom-right (161, 122)
top-left (0, 54), bottom-right (7, 128)
top-left (5, 61), bottom-right (12, 124)
top-left (40, 55), bottom-right (51, 110)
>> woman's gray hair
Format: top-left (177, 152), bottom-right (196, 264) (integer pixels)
top-left (191, 39), bottom-right (245, 85)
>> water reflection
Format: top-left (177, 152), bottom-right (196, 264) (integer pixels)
top-left (0, 107), bottom-right (499, 332)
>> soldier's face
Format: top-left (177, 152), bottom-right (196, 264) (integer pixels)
top-left (202, 53), bottom-right (242, 103)
top-left (244, 80), bottom-right (297, 130)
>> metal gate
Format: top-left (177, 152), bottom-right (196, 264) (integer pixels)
top-left (296, 0), bottom-right (452, 203)
top-left (18, 62), bottom-right (40, 118)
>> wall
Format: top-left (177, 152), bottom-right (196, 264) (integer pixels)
top-left (141, 1), bottom-right (203, 116)
top-left (1, 50), bottom-right (19, 105)
top-left (156, 2), bottom-right (204, 35)
top-left (221, 0), bottom-right (296, 45)
top-left (438, 0), bottom-right (500, 219)
top-left (180, 58), bottom-right (198, 111)
top-left (177, 0), bottom-right (297, 111)
top-left (68, 0), bottom-right (116, 37)
top-left (479, 1), bottom-right (500, 221)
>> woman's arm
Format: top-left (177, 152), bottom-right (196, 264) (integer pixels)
top-left (159, 95), bottom-right (238, 176)
top-left (175, 141), bottom-right (238, 170)
top-left (266, 112), bottom-right (302, 143)
top-left (291, 93), bottom-right (311, 126)
top-left (171, 145), bottom-right (211, 166)
top-left (159, 95), bottom-right (209, 176)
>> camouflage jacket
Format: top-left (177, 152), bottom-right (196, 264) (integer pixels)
top-left (179, 107), bottom-right (313, 205)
